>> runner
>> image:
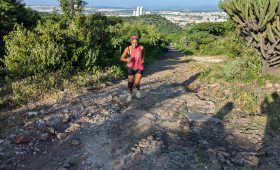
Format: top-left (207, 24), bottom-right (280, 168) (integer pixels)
top-left (120, 35), bottom-right (145, 102)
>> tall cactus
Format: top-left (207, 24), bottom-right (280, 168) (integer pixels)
top-left (220, 0), bottom-right (280, 69)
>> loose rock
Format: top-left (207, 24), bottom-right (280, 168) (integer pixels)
top-left (41, 133), bottom-right (50, 141)
top-left (15, 135), bottom-right (31, 144)
top-left (63, 114), bottom-right (70, 123)
top-left (25, 111), bottom-right (39, 118)
top-left (71, 139), bottom-right (81, 146)
top-left (57, 133), bottom-right (68, 140)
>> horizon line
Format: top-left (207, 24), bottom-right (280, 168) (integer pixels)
top-left (25, 4), bottom-right (220, 10)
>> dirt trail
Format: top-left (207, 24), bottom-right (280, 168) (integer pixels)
top-left (2, 48), bottom-right (279, 169)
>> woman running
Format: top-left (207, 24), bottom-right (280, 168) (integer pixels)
top-left (120, 35), bottom-right (145, 102)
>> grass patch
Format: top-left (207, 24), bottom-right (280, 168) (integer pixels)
top-left (196, 56), bottom-right (280, 114)
top-left (0, 65), bottom-right (125, 109)
top-left (231, 88), bottom-right (258, 113)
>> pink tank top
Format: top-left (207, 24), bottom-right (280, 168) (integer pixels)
top-left (128, 46), bottom-right (144, 70)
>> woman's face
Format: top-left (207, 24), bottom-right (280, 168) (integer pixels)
top-left (131, 39), bottom-right (139, 48)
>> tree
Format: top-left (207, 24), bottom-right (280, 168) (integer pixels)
top-left (0, 0), bottom-right (39, 61)
top-left (59, 0), bottom-right (87, 20)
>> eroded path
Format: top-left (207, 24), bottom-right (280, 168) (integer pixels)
top-left (1, 49), bottom-right (279, 169)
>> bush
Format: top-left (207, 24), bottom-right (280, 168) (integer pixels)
top-left (4, 13), bottom-right (166, 78)
top-left (1, 12), bottom-right (169, 107)
top-left (73, 14), bottom-right (118, 68)
top-left (233, 88), bottom-right (258, 113)
top-left (174, 21), bottom-right (240, 56)
top-left (201, 45), bottom-right (261, 83)
top-left (109, 21), bottom-right (167, 65)
top-left (4, 13), bottom-right (122, 77)
top-left (123, 14), bottom-right (182, 37)
top-left (221, 47), bottom-right (261, 82)
top-left (0, 0), bottom-right (40, 60)
top-left (4, 23), bottom-right (67, 76)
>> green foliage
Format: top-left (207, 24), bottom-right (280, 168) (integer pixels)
top-left (4, 13), bottom-right (122, 76)
top-left (4, 24), bottom-right (66, 76)
top-left (175, 21), bottom-right (263, 83)
top-left (220, 0), bottom-right (280, 68)
top-left (0, 69), bottom-right (124, 106)
top-left (187, 22), bottom-right (233, 36)
top-left (123, 14), bottom-right (182, 37)
top-left (174, 21), bottom-right (238, 56)
top-left (73, 14), bottom-right (122, 67)
top-left (201, 45), bottom-right (261, 83)
top-left (1, 10), bottom-right (168, 107)
top-left (110, 21), bottom-right (167, 65)
top-left (233, 88), bottom-right (258, 113)
top-left (59, 0), bottom-right (87, 20)
top-left (214, 31), bottom-right (245, 58)
top-left (221, 47), bottom-right (261, 82)
top-left (3, 12), bottom-right (166, 75)
top-left (0, 0), bottom-right (40, 60)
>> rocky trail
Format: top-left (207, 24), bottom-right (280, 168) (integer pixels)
top-left (0, 49), bottom-right (279, 169)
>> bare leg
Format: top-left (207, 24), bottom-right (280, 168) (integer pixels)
top-left (128, 75), bottom-right (134, 94)
top-left (134, 73), bottom-right (142, 90)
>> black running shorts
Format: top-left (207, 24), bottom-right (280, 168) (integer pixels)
top-left (128, 68), bottom-right (144, 75)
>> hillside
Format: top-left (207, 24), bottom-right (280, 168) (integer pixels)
top-left (122, 14), bottom-right (182, 36)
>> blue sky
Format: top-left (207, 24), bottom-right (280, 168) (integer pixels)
top-left (24, 0), bottom-right (220, 8)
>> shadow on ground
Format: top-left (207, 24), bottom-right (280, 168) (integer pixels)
top-left (258, 92), bottom-right (280, 168)
top-left (4, 49), bottom-right (280, 169)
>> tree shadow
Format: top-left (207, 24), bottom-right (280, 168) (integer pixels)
top-left (13, 70), bottom-right (258, 169)
top-left (176, 102), bottom-right (236, 169)
top-left (7, 48), bottom-right (278, 169)
top-left (258, 92), bottom-right (280, 168)
top-left (100, 73), bottom-right (204, 169)
top-left (118, 99), bottom-right (261, 169)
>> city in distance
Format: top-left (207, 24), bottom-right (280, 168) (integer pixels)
top-left (26, 5), bottom-right (228, 27)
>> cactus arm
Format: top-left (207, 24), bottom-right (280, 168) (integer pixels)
top-left (253, 1), bottom-right (261, 20)
top-left (267, 23), bottom-right (277, 43)
top-left (272, 25), bottom-right (280, 37)
top-left (267, 56), bottom-right (280, 66)
top-left (260, 34), bottom-right (270, 60)
top-left (258, 0), bottom-right (270, 25)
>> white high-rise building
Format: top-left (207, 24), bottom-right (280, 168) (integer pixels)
top-left (136, 6), bottom-right (140, 16)
top-left (139, 6), bottom-right (143, 15)
top-left (133, 6), bottom-right (144, 16)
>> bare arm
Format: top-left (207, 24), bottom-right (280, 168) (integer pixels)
top-left (120, 47), bottom-right (129, 62)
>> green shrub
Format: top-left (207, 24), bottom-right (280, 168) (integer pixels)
top-left (0, 0), bottom-right (40, 59)
top-left (214, 31), bottom-right (245, 58)
top-left (109, 21), bottom-right (167, 65)
top-left (73, 13), bottom-right (117, 68)
top-left (233, 89), bottom-right (258, 113)
top-left (201, 45), bottom-right (261, 83)
top-left (1, 12), bottom-right (168, 107)
top-left (221, 47), bottom-right (261, 82)
top-left (174, 21), bottom-right (241, 56)
top-left (123, 14), bottom-right (182, 37)
top-left (4, 24), bottom-right (66, 76)
top-left (4, 13), bottom-right (121, 76)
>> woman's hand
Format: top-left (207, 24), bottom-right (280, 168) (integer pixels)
top-left (141, 58), bottom-right (144, 64)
